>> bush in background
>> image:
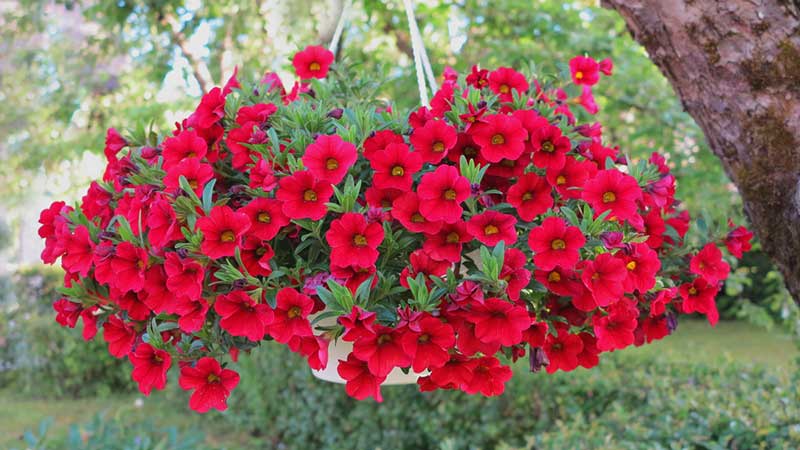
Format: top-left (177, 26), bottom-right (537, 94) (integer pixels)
top-left (223, 342), bottom-right (800, 449)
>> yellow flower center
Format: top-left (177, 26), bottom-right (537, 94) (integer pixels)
top-left (433, 142), bottom-right (445, 153)
top-left (444, 189), bottom-right (457, 200)
top-left (411, 213), bottom-right (425, 223)
top-left (188, 179), bottom-right (198, 190)
top-left (391, 165), bottom-right (405, 176)
top-left (499, 84), bottom-right (510, 93)
top-left (688, 287), bottom-right (698, 296)
top-left (575, 71), bottom-right (584, 80)
top-left (542, 141), bottom-right (555, 153)
top-left (287, 306), bottom-right (302, 318)
top-left (377, 334), bottom-right (393, 345)
top-left (326, 158), bottom-right (339, 170)
top-left (556, 175), bottom-right (566, 185)
top-left (309, 62), bottom-right (321, 71)
top-left (257, 212), bottom-right (271, 223)
top-left (522, 192), bottom-right (533, 201)
top-left (220, 231), bottom-right (236, 242)
top-left (602, 192), bottom-right (616, 203)
top-left (446, 232), bottom-right (460, 243)
top-left (303, 189), bottom-right (318, 202)
top-left (547, 271), bottom-right (561, 283)
top-left (491, 134), bottom-right (505, 145)
top-left (626, 261), bottom-right (637, 271)
top-left (484, 224), bottom-right (499, 235)
top-left (207, 373), bottom-right (220, 383)
top-left (353, 234), bottom-right (368, 247)
top-left (551, 239), bottom-right (566, 250)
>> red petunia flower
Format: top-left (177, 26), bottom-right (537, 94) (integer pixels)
top-left (179, 357), bottom-right (240, 413)
top-left (53, 298), bottom-right (82, 328)
top-left (109, 242), bottom-right (148, 293)
top-left (488, 67), bottom-right (529, 102)
top-left (530, 124), bottom-right (571, 170)
top-left (392, 192), bottom-right (443, 234)
top-left (546, 155), bottom-right (597, 200)
top-left (427, 354), bottom-right (477, 390)
top-left (543, 325), bottom-right (584, 373)
top-left (569, 55), bottom-right (600, 86)
top-left (113, 289), bottom-right (151, 321)
top-left (61, 225), bottom-right (94, 277)
top-left (235, 103), bottom-right (277, 126)
top-left (467, 210), bottom-right (517, 246)
top-left (249, 157), bottom-right (277, 191)
top-left (267, 288), bottom-right (314, 343)
top-left (337, 353), bottom-right (386, 402)
top-left (104, 127), bottom-right (127, 161)
top-left (679, 278), bottom-right (720, 326)
top-left (103, 315), bottom-right (136, 358)
top-left (582, 170), bottom-right (643, 226)
top-left (400, 316), bottom-right (455, 372)
top-left (163, 157), bottom-right (215, 197)
top-left (462, 356), bottom-right (513, 396)
top-left (725, 224), bottom-right (753, 258)
top-left (352, 324), bottom-right (412, 377)
top-left (621, 243), bottom-right (661, 293)
top-left (528, 217), bottom-right (585, 270)
top-left (339, 306), bottom-right (378, 342)
top-left (690, 243), bottom-right (730, 284)
top-left (466, 65), bottom-right (489, 89)
top-left (362, 129), bottom-right (404, 161)
top-left (409, 120), bottom-right (458, 164)
top-left (370, 142), bottom-right (423, 191)
top-left (399, 249), bottom-right (451, 289)
top-left (226, 123), bottom-right (266, 169)
top-left (174, 297), bottom-right (209, 333)
top-left (146, 197), bottom-right (183, 249)
top-left (187, 87), bottom-right (226, 130)
top-left (470, 114), bottom-right (527, 163)
top-left (534, 266), bottom-right (581, 297)
top-left (240, 236), bottom-right (275, 277)
top-left (423, 221), bottom-right (470, 263)
top-left (302, 134), bottom-right (358, 184)
top-left (326, 212), bottom-right (384, 268)
top-left (142, 265), bottom-right (172, 314)
top-left (507, 173), bottom-right (553, 222)
top-left (240, 198), bottom-right (290, 241)
top-left (330, 263), bottom-right (378, 294)
top-left (161, 129), bottom-right (207, 169)
top-left (593, 301), bottom-right (638, 351)
top-left (498, 248), bottom-right (532, 301)
top-left (417, 165), bottom-right (470, 223)
top-left (129, 343), bottom-right (171, 396)
top-left (215, 290), bottom-right (273, 341)
top-left (579, 253), bottom-right (627, 307)
top-left (276, 170), bottom-right (334, 220)
top-left (196, 205), bottom-right (251, 259)
top-left (292, 45), bottom-right (335, 79)
top-left (164, 252), bottom-right (204, 300)
top-left (467, 298), bottom-right (530, 346)
top-left (576, 332), bottom-right (600, 369)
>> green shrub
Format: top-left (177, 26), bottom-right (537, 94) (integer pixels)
top-left (1, 313), bottom-right (132, 397)
top-left (224, 344), bottom-right (800, 449)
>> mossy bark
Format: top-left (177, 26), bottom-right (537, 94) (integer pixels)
top-left (602, 0), bottom-right (800, 303)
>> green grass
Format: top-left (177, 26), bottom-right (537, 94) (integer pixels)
top-left (1, 320), bottom-right (796, 449)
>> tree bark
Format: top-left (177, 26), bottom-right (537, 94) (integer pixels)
top-left (601, 0), bottom-right (800, 303)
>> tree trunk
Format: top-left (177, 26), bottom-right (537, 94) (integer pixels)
top-left (601, 0), bottom-right (800, 303)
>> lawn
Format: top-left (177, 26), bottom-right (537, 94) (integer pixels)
top-left (2, 319), bottom-right (796, 449)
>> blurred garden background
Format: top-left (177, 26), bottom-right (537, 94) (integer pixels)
top-left (1, 0), bottom-right (798, 448)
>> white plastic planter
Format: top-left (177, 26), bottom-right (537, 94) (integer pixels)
top-left (310, 314), bottom-right (426, 385)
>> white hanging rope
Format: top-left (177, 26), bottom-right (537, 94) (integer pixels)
top-left (328, 0), bottom-right (351, 57)
top-left (402, 0), bottom-right (430, 106)
top-left (420, 42), bottom-right (438, 93)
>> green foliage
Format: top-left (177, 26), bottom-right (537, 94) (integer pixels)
top-left (0, 313), bottom-right (132, 397)
top-left (223, 342), bottom-right (800, 450)
top-left (13, 413), bottom-right (207, 450)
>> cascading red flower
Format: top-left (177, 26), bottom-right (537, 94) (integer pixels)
top-left (579, 253), bottom-right (628, 307)
top-left (196, 205), bottom-right (251, 259)
top-left (302, 134), bottom-right (358, 184)
top-left (506, 173), bottom-right (553, 221)
top-left (593, 301), bottom-right (638, 351)
top-left (352, 324), bottom-right (412, 377)
top-left (369, 142), bottom-right (423, 191)
top-left (417, 165), bottom-right (470, 223)
top-left (267, 288), bottom-right (314, 343)
top-left (470, 114), bottom-right (528, 163)
top-left (163, 158), bottom-right (215, 197)
top-left (423, 221), bottom-right (470, 263)
top-left (527, 217), bottom-right (585, 270)
top-left (725, 224), bottom-right (753, 258)
top-left (582, 170), bottom-right (643, 226)
top-left (488, 67), bottom-right (529, 101)
top-left (392, 192), bottom-right (443, 234)
top-left (161, 129), bottom-right (207, 169)
top-left (543, 325), bottom-right (584, 373)
top-left (466, 210), bottom-right (518, 246)
top-left (129, 343), bottom-right (171, 396)
top-left (276, 170), bottom-right (334, 220)
top-left (103, 315), bottom-right (136, 358)
top-left (179, 357), bottom-right (240, 413)
top-left (530, 124), bottom-right (571, 170)
top-left (410, 119), bottom-right (458, 164)
top-left (569, 55), bottom-right (600, 86)
top-left (337, 353), bottom-right (385, 402)
top-left (462, 356), bottom-right (513, 396)
top-left (215, 290), bottom-right (274, 341)
top-left (240, 198), bottom-right (290, 241)
top-left (292, 45), bottom-right (334, 79)
top-left (61, 225), bottom-right (94, 277)
top-left (679, 278), bottom-right (720, 326)
top-left (690, 243), bottom-right (730, 284)
top-left (326, 212), bottom-right (384, 268)
top-left (620, 243), bottom-right (661, 293)
top-left (467, 298), bottom-right (530, 346)
top-left (400, 315), bottom-right (455, 372)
